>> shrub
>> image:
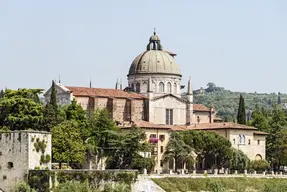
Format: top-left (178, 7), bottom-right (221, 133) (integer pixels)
top-left (249, 160), bottom-right (270, 172)
top-left (206, 179), bottom-right (225, 192)
top-left (10, 181), bottom-right (36, 192)
top-left (54, 181), bottom-right (93, 192)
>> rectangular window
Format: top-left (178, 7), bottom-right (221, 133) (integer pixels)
top-left (160, 160), bottom-right (163, 167)
top-left (165, 109), bottom-right (174, 125)
top-left (160, 146), bottom-right (164, 153)
top-left (150, 134), bottom-right (156, 138)
top-left (159, 135), bottom-right (165, 141)
top-left (257, 140), bottom-right (260, 145)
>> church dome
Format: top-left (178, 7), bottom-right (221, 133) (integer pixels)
top-left (128, 32), bottom-right (181, 77)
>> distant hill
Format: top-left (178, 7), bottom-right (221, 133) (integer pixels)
top-left (193, 82), bottom-right (287, 122)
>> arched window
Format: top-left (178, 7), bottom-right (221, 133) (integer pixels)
top-left (255, 154), bottom-right (262, 160)
top-left (167, 82), bottom-right (171, 93)
top-left (153, 82), bottom-right (156, 92)
top-left (159, 82), bottom-right (164, 92)
top-left (131, 83), bottom-right (134, 91)
top-left (239, 135), bottom-right (242, 144)
top-left (136, 82), bottom-right (140, 93)
top-left (142, 82), bottom-right (148, 92)
top-left (173, 83), bottom-right (177, 94)
top-left (242, 135), bottom-right (246, 144)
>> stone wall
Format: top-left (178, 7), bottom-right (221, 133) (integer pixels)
top-left (0, 131), bottom-right (51, 192)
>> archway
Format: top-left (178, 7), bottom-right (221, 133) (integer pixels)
top-left (255, 154), bottom-right (262, 160)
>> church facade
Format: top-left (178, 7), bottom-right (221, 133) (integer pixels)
top-left (44, 32), bottom-right (266, 172)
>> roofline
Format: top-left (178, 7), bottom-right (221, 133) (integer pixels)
top-left (127, 72), bottom-right (182, 77)
top-left (73, 95), bottom-right (147, 100)
top-left (121, 127), bottom-right (171, 130)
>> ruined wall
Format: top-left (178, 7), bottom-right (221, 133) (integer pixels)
top-left (0, 131), bottom-right (51, 192)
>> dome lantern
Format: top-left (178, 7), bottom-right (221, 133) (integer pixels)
top-left (146, 29), bottom-right (162, 51)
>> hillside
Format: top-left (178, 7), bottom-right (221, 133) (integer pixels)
top-left (193, 82), bottom-right (287, 121)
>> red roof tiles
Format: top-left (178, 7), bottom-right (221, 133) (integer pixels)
top-left (121, 121), bottom-right (260, 132)
top-left (66, 86), bottom-right (146, 99)
top-left (184, 122), bottom-right (258, 130)
top-left (193, 104), bottom-right (210, 112)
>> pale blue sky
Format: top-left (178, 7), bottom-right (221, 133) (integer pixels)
top-left (1, 0), bottom-right (287, 93)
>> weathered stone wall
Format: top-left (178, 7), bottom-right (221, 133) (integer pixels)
top-left (0, 131), bottom-right (51, 192)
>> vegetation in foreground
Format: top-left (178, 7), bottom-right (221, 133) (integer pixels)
top-left (152, 177), bottom-right (287, 192)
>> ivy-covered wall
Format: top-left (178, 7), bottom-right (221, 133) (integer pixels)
top-left (28, 169), bottom-right (138, 192)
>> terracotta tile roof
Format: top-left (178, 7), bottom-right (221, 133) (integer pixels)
top-left (193, 104), bottom-right (210, 112)
top-left (121, 122), bottom-right (259, 132)
top-left (121, 121), bottom-right (172, 130)
top-left (184, 122), bottom-right (258, 130)
top-left (65, 86), bottom-right (146, 99)
top-left (253, 131), bottom-right (269, 135)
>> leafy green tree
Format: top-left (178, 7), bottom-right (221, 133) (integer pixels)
top-left (237, 94), bottom-right (246, 124)
top-left (0, 89), bottom-right (43, 130)
top-left (182, 131), bottom-right (232, 169)
top-left (52, 120), bottom-right (86, 169)
top-left (42, 81), bottom-right (62, 132)
top-left (65, 99), bottom-right (89, 140)
top-left (229, 148), bottom-right (250, 171)
top-left (162, 131), bottom-right (194, 171)
top-left (87, 109), bottom-right (119, 156)
top-left (106, 126), bottom-right (153, 171)
top-left (266, 105), bottom-right (287, 170)
top-left (249, 159), bottom-right (270, 172)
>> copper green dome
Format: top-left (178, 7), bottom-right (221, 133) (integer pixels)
top-left (128, 32), bottom-right (181, 76)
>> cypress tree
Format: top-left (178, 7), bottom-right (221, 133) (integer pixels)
top-left (237, 94), bottom-right (246, 124)
top-left (278, 92), bottom-right (281, 104)
top-left (41, 81), bottom-right (59, 131)
top-left (0, 89), bottom-right (4, 98)
top-left (50, 80), bottom-right (57, 109)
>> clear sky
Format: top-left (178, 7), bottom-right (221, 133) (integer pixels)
top-left (1, 0), bottom-right (287, 93)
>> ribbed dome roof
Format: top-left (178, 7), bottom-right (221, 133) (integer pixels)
top-left (128, 50), bottom-right (181, 76)
top-left (128, 31), bottom-right (181, 76)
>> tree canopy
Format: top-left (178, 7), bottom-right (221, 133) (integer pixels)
top-left (182, 130), bottom-right (232, 169)
top-left (0, 89), bottom-right (43, 130)
top-left (52, 120), bottom-right (86, 167)
top-left (163, 131), bottom-right (194, 171)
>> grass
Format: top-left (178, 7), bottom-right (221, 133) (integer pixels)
top-left (152, 177), bottom-right (287, 192)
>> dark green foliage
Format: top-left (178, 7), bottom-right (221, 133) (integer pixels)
top-left (52, 120), bottom-right (86, 166)
top-left (0, 89), bottom-right (43, 130)
top-left (42, 104), bottom-right (58, 132)
top-left (86, 109), bottom-right (120, 166)
top-left (50, 80), bottom-right (57, 110)
top-left (162, 131), bottom-right (194, 171)
top-left (10, 181), bottom-right (35, 192)
top-left (249, 159), bottom-right (270, 172)
top-left (248, 105), bottom-right (287, 170)
top-left (228, 148), bottom-right (250, 171)
top-left (65, 99), bottom-right (89, 140)
top-left (27, 170), bottom-right (137, 191)
top-left (193, 83), bottom-right (285, 121)
top-left (106, 126), bottom-right (153, 170)
top-left (0, 89), bottom-right (4, 98)
top-left (130, 156), bottom-right (155, 173)
top-left (41, 81), bottom-right (62, 132)
top-left (182, 130), bottom-right (232, 169)
top-left (28, 170), bottom-right (52, 192)
top-left (237, 94), bottom-right (246, 124)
